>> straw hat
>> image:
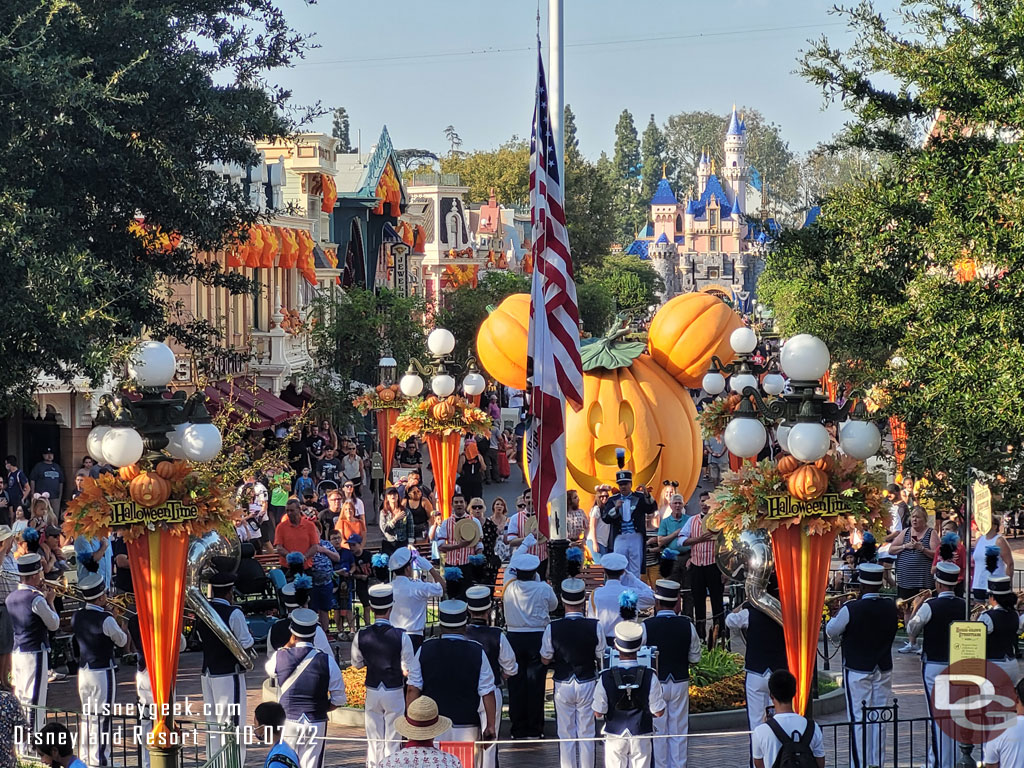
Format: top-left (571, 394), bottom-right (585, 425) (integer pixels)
top-left (453, 516), bottom-right (481, 548)
top-left (395, 696), bottom-right (452, 741)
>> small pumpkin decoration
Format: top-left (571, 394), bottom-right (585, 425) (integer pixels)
top-left (379, 388), bottom-right (396, 403)
top-left (119, 463), bottom-right (142, 482)
top-left (777, 454), bottom-right (802, 478)
top-left (726, 393), bottom-right (742, 411)
top-left (476, 293), bottom-right (530, 390)
top-left (787, 464), bottom-right (829, 501)
top-left (424, 395), bottom-right (439, 407)
top-left (647, 292), bottom-right (745, 389)
top-left (814, 454), bottom-right (836, 474)
top-left (154, 460), bottom-right (178, 481)
top-left (432, 401), bottom-right (455, 421)
top-left (376, 384), bottom-right (386, 393)
top-left (130, 471), bottom-right (172, 509)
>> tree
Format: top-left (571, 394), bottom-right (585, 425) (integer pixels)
top-left (440, 140), bottom-right (530, 205)
top-left (434, 272), bottom-right (531, 363)
top-left (332, 107), bottom-right (351, 152)
top-left (758, 0), bottom-right (1024, 510)
top-left (563, 105), bottom-right (616, 269)
top-left (582, 255), bottom-right (662, 314)
top-left (443, 125), bottom-right (463, 156)
top-left (576, 282), bottom-right (616, 337)
top-left (0, 0), bottom-right (315, 412)
top-left (640, 114), bottom-right (668, 203)
top-left (395, 149), bottom-right (439, 173)
top-left (612, 110), bottom-right (643, 243)
top-left (305, 288), bottom-right (427, 427)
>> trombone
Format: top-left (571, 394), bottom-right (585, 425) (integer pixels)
top-left (896, 589), bottom-right (933, 616)
top-left (824, 591), bottom-right (858, 612)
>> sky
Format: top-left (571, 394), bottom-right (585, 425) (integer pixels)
top-left (273, 0), bottom-right (903, 161)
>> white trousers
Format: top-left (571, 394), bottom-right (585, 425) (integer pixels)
top-left (12, 650), bottom-right (47, 757)
top-left (613, 533), bottom-right (645, 579)
top-left (201, 672), bottom-right (247, 765)
top-left (479, 687), bottom-right (503, 768)
top-left (79, 666), bottom-right (116, 767)
top-left (283, 718), bottom-right (328, 768)
top-left (604, 733), bottom-right (653, 768)
top-left (364, 685), bottom-right (405, 768)
top-left (435, 725), bottom-right (480, 768)
top-left (844, 667), bottom-right (891, 768)
top-left (136, 669), bottom-right (154, 768)
top-left (923, 661), bottom-right (956, 768)
top-left (743, 670), bottom-right (771, 768)
top-left (554, 679), bottom-right (597, 768)
top-left (653, 680), bottom-right (689, 768)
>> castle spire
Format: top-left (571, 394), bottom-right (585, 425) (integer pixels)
top-left (727, 105), bottom-right (743, 136)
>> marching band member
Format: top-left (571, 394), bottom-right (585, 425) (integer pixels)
top-left (541, 577), bottom-right (605, 768)
top-left (6, 552), bottom-right (59, 757)
top-left (600, 462), bottom-right (657, 578)
top-left (266, 608), bottom-right (346, 768)
top-left (416, 600), bottom-right (498, 749)
top-left (72, 573), bottom-right (128, 768)
top-left (196, 571), bottom-right (255, 765)
top-left (907, 561), bottom-right (964, 768)
top-left (350, 584), bottom-right (422, 768)
top-left (725, 575), bottom-right (788, 767)
top-left (389, 547), bottom-right (445, 653)
top-left (825, 562), bottom-right (898, 768)
top-left (980, 575), bottom-right (1021, 685)
top-left (589, 553), bottom-right (654, 646)
top-left (642, 579), bottom-right (701, 768)
top-left (593, 621), bottom-right (665, 768)
top-left (465, 585), bottom-right (517, 768)
top-left (267, 580), bottom-right (331, 657)
top-left (502, 552), bottom-right (557, 740)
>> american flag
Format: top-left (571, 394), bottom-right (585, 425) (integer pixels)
top-left (525, 48), bottom-right (584, 537)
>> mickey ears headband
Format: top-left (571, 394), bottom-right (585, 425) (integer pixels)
top-left (33, 493), bottom-right (49, 500)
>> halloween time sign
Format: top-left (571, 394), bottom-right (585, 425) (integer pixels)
top-left (107, 500), bottom-right (200, 527)
top-left (764, 493), bottom-right (852, 520)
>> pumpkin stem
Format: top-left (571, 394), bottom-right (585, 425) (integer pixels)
top-left (581, 314), bottom-right (647, 372)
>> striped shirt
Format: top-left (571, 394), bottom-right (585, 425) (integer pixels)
top-left (686, 515), bottom-right (715, 567)
top-left (435, 515), bottom-right (483, 566)
top-left (506, 512), bottom-right (548, 561)
top-left (894, 528), bottom-right (935, 590)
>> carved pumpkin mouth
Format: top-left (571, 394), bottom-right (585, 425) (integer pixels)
top-left (567, 445), bottom-right (664, 492)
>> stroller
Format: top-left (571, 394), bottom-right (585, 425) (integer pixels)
top-left (316, 479), bottom-right (338, 508)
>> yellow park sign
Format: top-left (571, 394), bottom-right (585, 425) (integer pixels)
top-left (107, 499), bottom-right (199, 527)
top-left (764, 493), bottom-right (852, 519)
top-left (973, 481), bottom-right (992, 534)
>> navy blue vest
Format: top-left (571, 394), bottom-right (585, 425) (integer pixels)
top-left (600, 665), bottom-right (654, 735)
top-left (744, 604), bottom-right (787, 675)
top-left (5, 588), bottom-right (50, 652)
top-left (72, 607), bottom-right (117, 669)
top-left (357, 623), bottom-right (406, 690)
top-left (922, 595), bottom-right (967, 663)
top-left (548, 616), bottom-right (600, 682)
top-left (643, 613), bottom-right (693, 682)
top-left (466, 624), bottom-right (505, 684)
top-left (419, 637), bottom-right (484, 726)
top-left (127, 614), bottom-right (147, 673)
top-left (985, 608), bottom-right (1019, 661)
top-left (841, 597), bottom-right (898, 673)
top-left (198, 600), bottom-right (244, 675)
top-left (276, 646), bottom-right (331, 722)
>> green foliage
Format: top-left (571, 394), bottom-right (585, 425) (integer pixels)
top-left (640, 114), bottom-right (668, 203)
top-left (613, 109), bottom-right (644, 243)
top-left (564, 106), bottom-right (617, 270)
top-left (576, 282), bottom-right (616, 337)
top-left (395, 149), bottom-right (438, 172)
top-left (760, 0), bottom-right (1024, 510)
top-left (440, 140), bottom-right (530, 206)
top-left (332, 107), bottom-right (351, 152)
top-left (582, 255), bottom-right (663, 314)
top-left (689, 646), bottom-right (744, 688)
top-left (305, 288), bottom-right (427, 428)
top-left (434, 272), bottom-right (531, 362)
top-left (0, 0), bottom-right (316, 412)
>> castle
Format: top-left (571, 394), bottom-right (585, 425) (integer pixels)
top-left (626, 107), bottom-right (774, 311)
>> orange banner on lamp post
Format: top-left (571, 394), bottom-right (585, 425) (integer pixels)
top-left (376, 409), bottom-right (399, 486)
top-left (889, 416), bottom-right (907, 481)
top-left (425, 432), bottom-right (461, 519)
top-left (771, 523), bottom-right (838, 715)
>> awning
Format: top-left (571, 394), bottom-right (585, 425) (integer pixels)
top-left (382, 222), bottom-right (402, 243)
top-left (204, 378), bottom-right (301, 431)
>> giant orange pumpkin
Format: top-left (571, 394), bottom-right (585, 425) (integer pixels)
top-left (787, 464), bottom-right (829, 501)
top-left (476, 293), bottom-right (530, 390)
top-left (647, 292), bottom-right (745, 388)
top-left (130, 471), bottom-right (171, 508)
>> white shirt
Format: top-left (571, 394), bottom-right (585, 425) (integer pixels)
top-left (267, 623), bottom-right (331, 658)
top-left (502, 577), bottom-right (558, 632)
top-left (540, 612), bottom-right (607, 671)
top-left (83, 603), bottom-right (129, 648)
top-left (17, 583), bottom-right (60, 631)
top-left (265, 642), bottom-right (346, 708)
top-left (589, 577), bottom-right (655, 640)
top-left (210, 597), bottom-right (255, 650)
top-left (641, 610), bottom-right (702, 664)
top-left (825, 593), bottom-right (883, 642)
top-left (589, 505), bottom-right (610, 550)
top-left (983, 714), bottom-right (1024, 767)
top-left (351, 619), bottom-right (423, 689)
top-left (415, 634), bottom-right (496, 697)
top-left (391, 574), bottom-right (443, 635)
top-left (906, 591), bottom-right (958, 642)
top-left (752, 713), bottom-right (825, 766)
top-left (592, 659), bottom-right (666, 730)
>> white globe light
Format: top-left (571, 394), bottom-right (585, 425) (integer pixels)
top-left (762, 373), bottom-right (786, 396)
top-left (165, 422), bottom-right (190, 459)
top-left (787, 422), bottom-right (831, 463)
top-left (730, 373), bottom-right (759, 394)
top-left (702, 372), bottom-right (726, 395)
top-left (462, 372), bottom-right (486, 397)
top-left (724, 418), bottom-right (767, 459)
top-left (780, 334), bottom-right (831, 381)
top-left (101, 426), bottom-right (144, 467)
top-left (431, 374), bottom-right (456, 398)
top-left (776, 423), bottom-right (792, 453)
top-left (128, 340), bottom-right (176, 388)
top-left (840, 420), bottom-right (882, 460)
top-left (730, 327), bottom-right (758, 355)
top-left (86, 425), bottom-right (111, 462)
top-left (400, 373), bottom-right (424, 398)
top-left (427, 328), bottom-right (456, 357)
top-left (181, 422), bottom-right (223, 462)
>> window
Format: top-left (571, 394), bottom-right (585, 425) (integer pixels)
top-left (675, 214), bottom-right (682, 233)
top-left (707, 266), bottom-right (720, 280)
top-left (297, 146), bottom-right (315, 158)
top-left (709, 209), bottom-right (719, 229)
top-left (709, 236), bottom-right (719, 251)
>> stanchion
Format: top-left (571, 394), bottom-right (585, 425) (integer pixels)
top-left (956, 743), bottom-right (975, 767)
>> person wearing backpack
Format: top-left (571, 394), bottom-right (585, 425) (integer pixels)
top-left (751, 670), bottom-right (825, 768)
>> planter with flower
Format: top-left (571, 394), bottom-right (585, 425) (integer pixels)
top-left (393, 395), bottom-right (491, 519)
top-left (353, 384), bottom-right (408, 486)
